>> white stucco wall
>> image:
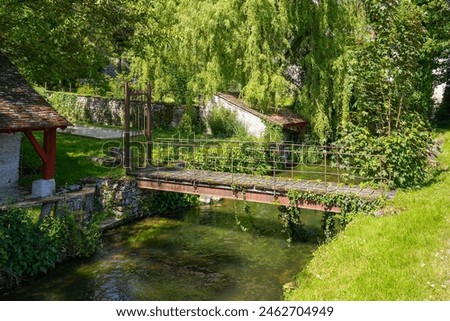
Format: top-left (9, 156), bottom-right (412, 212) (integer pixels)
top-left (206, 95), bottom-right (267, 138)
top-left (0, 133), bottom-right (21, 188)
top-left (433, 83), bottom-right (446, 106)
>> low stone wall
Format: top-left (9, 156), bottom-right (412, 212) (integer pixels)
top-left (3, 178), bottom-right (146, 228)
top-left (40, 187), bottom-right (96, 224)
top-left (46, 92), bottom-right (184, 128)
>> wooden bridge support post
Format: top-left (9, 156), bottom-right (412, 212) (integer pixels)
top-left (124, 82), bottom-right (131, 173)
top-left (145, 84), bottom-right (153, 166)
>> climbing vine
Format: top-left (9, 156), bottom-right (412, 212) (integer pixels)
top-left (230, 184), bottom-right (383, 242)
top-left (278, 204), bottom-right (308, 243)
top-left (231, 185), bottom-right (256, 234)
top-left (283, 189), bottom-right (384, 242)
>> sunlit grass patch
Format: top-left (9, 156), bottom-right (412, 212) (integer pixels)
top-left (285, 125), bottom-right (450, 301)
top-left (20, 132), bottom-right (124, 187)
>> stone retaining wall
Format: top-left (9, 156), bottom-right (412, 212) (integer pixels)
top-left (4, 178), bottom-right (147, 227)
top-left (46, 92), bottom-right (184, 128)
top-left (94, 178), bottom-right (142, 218)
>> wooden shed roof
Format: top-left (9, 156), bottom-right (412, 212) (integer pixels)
top-left (0, 52), bottom-right (71, 133)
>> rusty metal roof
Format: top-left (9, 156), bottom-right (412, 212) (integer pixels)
top-left (265, 109), bottom-right (308, 127)
top-left (0, 52), bottom-right (71, 133)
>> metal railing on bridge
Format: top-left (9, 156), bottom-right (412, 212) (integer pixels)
top-left (127, 137), bottom-right (389, 190)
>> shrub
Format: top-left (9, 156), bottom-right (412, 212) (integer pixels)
top-left (262, 121), bottom-right (283, 142)
top-left (178, 105), bottom-right (205, 134)
top-left (0, 206), bottom-right (101, 289)
top-left (335, 116), bottom-right (433, 188)
top-left (207, 105), bottom-right (247, 138)
top-left (45, 91), bottom-right (88, 123)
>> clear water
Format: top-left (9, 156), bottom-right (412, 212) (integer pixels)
top-left (2, 200), bottom-right (322, 301)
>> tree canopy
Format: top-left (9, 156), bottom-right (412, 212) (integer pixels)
top-left (1, 0), bottom-right (449, 141)
top-left (0, 0), bottom-right (140, 86)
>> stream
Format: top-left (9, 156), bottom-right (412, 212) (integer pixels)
top-left (2, 200), bottom-right (323, 301)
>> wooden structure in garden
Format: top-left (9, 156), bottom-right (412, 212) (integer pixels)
top-left (216, 92), bottom-right (308, 134)
top-left (210, 92), bottom-right (309, 140)
top-left (0, 52), bottom-right (71, 181)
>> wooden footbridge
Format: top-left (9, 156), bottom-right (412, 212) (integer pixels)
top-left (131, 167), bottom-right (388, 213)
top-left (122, 83), bottom-right (392, 213)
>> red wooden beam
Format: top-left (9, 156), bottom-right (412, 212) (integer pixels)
top-left (136, 179), bottom-right (341, 213)
top-left (42, 128), bottom-right (57, 179)
top-left (25, 131), bottom-right (47, 163)
top-left (24, 129), bottom-right (57, 179)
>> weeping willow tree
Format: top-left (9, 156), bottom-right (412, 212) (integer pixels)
top-left (127, 0), bottom-right (440, 142)
top-left (290, 0), bottom-right (431, 141)
top-left (128, 0), bottom-right (295, 109)
top-left (290, 0), bottom-right (357, 141)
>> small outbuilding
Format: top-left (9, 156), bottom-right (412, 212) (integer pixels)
top-left (206, 92), bottom-right (308, 141)
top-left (0, 52), bottom-right (71, 197)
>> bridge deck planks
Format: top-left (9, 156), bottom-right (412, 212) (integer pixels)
top-left (132, 168), bottom-right (393, 205)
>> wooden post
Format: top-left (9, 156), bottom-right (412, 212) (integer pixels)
top-left (124, 82), bottom-right (131, 173)
top-left (42, 128), bottom-right (56, 179)
top-left (24, 129), bottom-right (57, 179)
top-left (146, 84), bottom-right (152, 166)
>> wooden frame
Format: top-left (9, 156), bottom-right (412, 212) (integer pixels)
top-left (25, 128), bottom-right (57, 179)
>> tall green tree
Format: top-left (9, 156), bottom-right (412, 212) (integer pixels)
top-left (290, 0), bottom-right (352, 141)
top-left (351, 0), bottom-right (427, 135)
top-left (0, 0), bottom-right (141, 87)
top-left (129, 0), bottom-right (294, 108)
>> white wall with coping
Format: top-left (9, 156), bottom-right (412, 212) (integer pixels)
top-left (205, 95), bottom-right (267, 138)
top-left (0, 133), bottom-right (21, 188)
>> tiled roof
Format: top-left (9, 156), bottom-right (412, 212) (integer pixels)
top-left (216, 92), bottom-right (307, 127)
top-left (0, 52), bottom-right (71, 132)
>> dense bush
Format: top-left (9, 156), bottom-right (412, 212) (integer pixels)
top-left (335, 117), bottom-right (433, 188)
top-left (45, 91), bottom-right (89, 123)
top-left (262, 121), bottom-right (283, 142)
top-left (192, 142), bottom-right (271, 175)
top-left (207, 105), bottom-right (247, 138)
top-left (177, 105), bottom-right (205, 134)
top-left (0, 206), bottom-right (101, 289)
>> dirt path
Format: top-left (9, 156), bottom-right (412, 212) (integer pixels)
top-left (61, 124), bottom-right (124, 139)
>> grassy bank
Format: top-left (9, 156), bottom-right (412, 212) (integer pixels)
top-left (285, 125), bottom-right (450, 301)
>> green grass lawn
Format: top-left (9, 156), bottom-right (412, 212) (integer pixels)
top-left (19, 126), bottom-right (241, 188)
top-left (285, 124), bottom-right (450, 301)
top-left (20, 132), bottom-right (125, 187)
